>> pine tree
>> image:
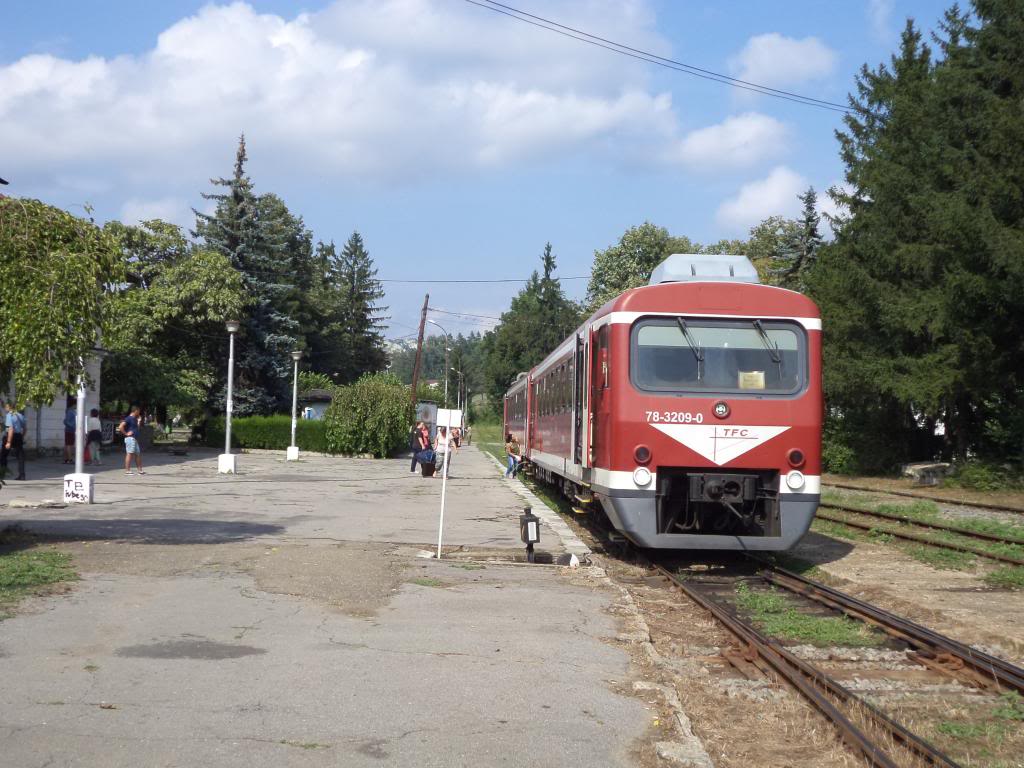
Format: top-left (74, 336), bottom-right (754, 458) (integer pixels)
top-left (772, 187), bottom-right (823, 291)
top-left (483, 244), bottom-right (580, 408)
top-left (313, 232), bottom-right (388, 384)
top-left (193, 136), bottom-right (302, 413)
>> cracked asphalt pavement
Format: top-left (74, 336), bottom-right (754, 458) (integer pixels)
top-left (0, 447), bottom-right (647, 767)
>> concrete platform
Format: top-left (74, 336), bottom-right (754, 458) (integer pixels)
top-left (0, 446), bottom-right (649, 767)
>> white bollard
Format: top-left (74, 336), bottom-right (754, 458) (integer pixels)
top-left (63, 473), bottom-right (94, 504)
top-left (286, 446), bottom-right (299, 461)
top-left (218, 454), bottom-right (237, 474)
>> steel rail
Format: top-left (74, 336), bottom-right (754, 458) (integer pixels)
top-left (819, 502), bottom-right (1024, 546)
top-left (653, 565), bottom-right (962, 768)
top-left (816, 508), bottom-right (1024, 567)
top-left (826, 482), bottom-right (1024, 515)
top-left (762, 565), bottom-right (1024, 695)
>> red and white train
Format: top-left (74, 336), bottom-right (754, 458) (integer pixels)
top-left (503, 254), bottom-right (822, 550)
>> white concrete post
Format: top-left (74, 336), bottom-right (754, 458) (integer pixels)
top-left (287, 350), bottom-right (301, 461)
top-left (64, 363), bottom-right (93, 504)
top-left (219, 321), bottom-right (239, 474)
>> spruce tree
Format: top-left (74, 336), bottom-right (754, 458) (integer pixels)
top-left (772, 187), bottom-right (822, 291)
top-left (193, 136), bottom-right (302, 413)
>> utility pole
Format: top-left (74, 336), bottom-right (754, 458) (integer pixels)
top-left (409, 293), bottom-right (429, 405)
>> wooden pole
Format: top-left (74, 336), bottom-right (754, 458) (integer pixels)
top-left (409, 293), bottom-right (429, 404)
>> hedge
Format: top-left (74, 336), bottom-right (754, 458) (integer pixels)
top-left (324, 372), bottom-right (413, 457)
top-left (206, 414), bottom-right (328, 453)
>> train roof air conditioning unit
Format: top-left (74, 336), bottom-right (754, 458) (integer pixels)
top-left (649, 253), bottom-right (760, 286)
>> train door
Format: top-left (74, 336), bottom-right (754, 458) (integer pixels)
top-left (590, 324), bottom-right (610, 465)
top-left (572, 334), bottom-right (585, 466)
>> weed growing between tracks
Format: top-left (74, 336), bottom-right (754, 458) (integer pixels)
top-left (733, 582), bottom-right (884, 647)
top-left (813, 503), bottom-right (1024, 589)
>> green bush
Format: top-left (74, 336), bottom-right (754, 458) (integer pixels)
top-left (324, 372), bottom-right (413, 457)
top-left (206, 414), bottom-right (328, 453)
top-left (946, 461), bottom-right (1022, 492)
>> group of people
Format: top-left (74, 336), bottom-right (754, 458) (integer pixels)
top-left (62, 401), bottom-right (146, 475)
top-left (0, 400), bottom-right (146, 481)
top-left (409, 421), bottom-right (463, 477)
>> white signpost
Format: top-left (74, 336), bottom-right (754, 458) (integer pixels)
top-left (434, 407), bottom-right (463, 559)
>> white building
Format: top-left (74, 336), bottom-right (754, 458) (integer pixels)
top-left (5, 356), bottom-right (103, 450)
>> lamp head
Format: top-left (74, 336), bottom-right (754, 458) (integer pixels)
top-left (225, 320), bottom-right (241, 334)
top-left (291, 350), bottom-right (303, 362)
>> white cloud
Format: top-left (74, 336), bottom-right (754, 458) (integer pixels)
top-left (119, 197), bottom-right (194, 229)
top-left (867, 0), bottom-right (894, 41)
top-left (715, 166), bottom-right (808, 235)
top-left (670, 112), bottom-right (788, 171)
top-left (729, 33), bottom-right (837, 88)
top-left (0, 0), bottom-right (685, 199)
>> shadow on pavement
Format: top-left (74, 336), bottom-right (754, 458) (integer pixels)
top-left (1, 517), bottom-right (283, 547)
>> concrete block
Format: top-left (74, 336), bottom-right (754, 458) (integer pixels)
top-left (218, 454), bottom-right (237, 474)
top-left (286, 446), bottom-right (299, 461)
top-left (63, 473), bottom-right (94, 504)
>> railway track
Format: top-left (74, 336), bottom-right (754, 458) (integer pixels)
top-left (825, 481), bottom-right (1024, 516)
top-left (816, 502), bottom-right (1024, 567)
top-left (652, 561), bottom-right (1024, 768)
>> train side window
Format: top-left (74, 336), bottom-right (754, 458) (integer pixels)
top-left (597, 325), bottom-right (610, 389)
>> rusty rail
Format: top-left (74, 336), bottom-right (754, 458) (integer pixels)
top-left (819, 502), bottom-right (1024, 546)
top-left (826, 482), bottom-right (1024, 515)
top-left (653, 565), bottom-right (962, 768)
top-left (762, 565), bottom-right (1024, 695)
top-left (816, 508), bottom-right (1024, 567)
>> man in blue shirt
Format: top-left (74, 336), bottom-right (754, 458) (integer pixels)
top-left (119, 405), bottom-right (144, 476)
top-left (2, 401), bottom-right (27, 480)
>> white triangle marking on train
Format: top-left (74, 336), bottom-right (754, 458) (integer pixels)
top-left (651, 424), bottom-right (790, 466)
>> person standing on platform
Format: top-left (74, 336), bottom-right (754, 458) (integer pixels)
top-left (87, 408), bottom-right (103, 466)
top-left (118, 406), bottom-right (144, 476)
top-left (504, 433), bottom-right (521, 478)
top-left (62, 397), bottom-right (77, 464)
top-left (2, 401), bottom-right (27, 480)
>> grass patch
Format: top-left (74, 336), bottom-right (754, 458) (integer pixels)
top-left (0, 548), bottom-right (77, 617)
top-left (734, 582), bottom-right (884, 647)
top-left (409, 576), bottom-right (444, 588)
top-left (994, 692), bottom-right (1024, 721)
top-left (984, 566), bottom-right (1024, 590)
top-left (936, 721), bottom-right (1002, 740)
top-left (449, 563), bottom-right (485, 570)
top-left (903, 544), bottom-right (976, 571)
top-left (811, 518), bottom-right (868, 542)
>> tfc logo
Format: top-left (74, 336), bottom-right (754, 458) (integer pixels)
top-left (650, 424), bottom-right (790, 466)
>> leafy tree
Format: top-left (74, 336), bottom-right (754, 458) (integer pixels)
top-left (746, 216), bottom-right (801, 283)
top-left (0, 198), bottom-right (122, 407)
top-left (101, 219), bottom-right (246, 419)
top-left (585, 223), bottom-right (698, 310)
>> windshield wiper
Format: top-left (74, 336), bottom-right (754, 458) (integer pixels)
top-left (752, 320), bottom-right (782, 364)
top-left (676, 318), bottom-right (704, 381)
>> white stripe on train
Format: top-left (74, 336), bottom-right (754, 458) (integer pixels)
top-left (528, 448), bottom-right (820, 495)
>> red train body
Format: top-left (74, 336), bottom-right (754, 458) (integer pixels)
top-left (503, 255), bottom-right (822, 550)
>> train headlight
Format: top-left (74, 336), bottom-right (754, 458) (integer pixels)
top-left (787, 448), bottom-right (806, 468)
top-left (633, 444), bottom-right (651, 464)
top-left (785, 470), bottom-right (805, 491)
top-left (633, 467), bottom-right (652, 486)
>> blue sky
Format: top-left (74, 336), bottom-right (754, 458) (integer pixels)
top-left (2, 0), bottom-right (950, 340)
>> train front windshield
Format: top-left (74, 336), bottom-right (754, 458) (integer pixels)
top-left (631, 317), bottom-right (806, 395)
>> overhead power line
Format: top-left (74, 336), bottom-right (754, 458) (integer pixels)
top-left (429, 307), bottom-right (503, 321)
top-left (464, 0), bottom-right (856, 114)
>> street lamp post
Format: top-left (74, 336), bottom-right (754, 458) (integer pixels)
top-left (287, 350), bottom-right (303, 461)
top-left (450, 368), bottom-right (464, 413)
top-left (218, 320), bottom-right (240, 474)
top-left (425, 319), bottom-right (451, 407)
